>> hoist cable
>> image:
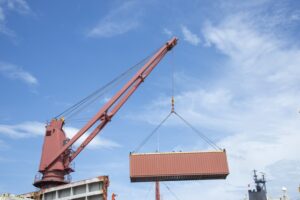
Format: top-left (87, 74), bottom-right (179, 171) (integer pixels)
top-left (162, 183), bottom-right (182, 200)
top-left (167, 51), bottom-right (221, 150)
top-left (65, 67), bottom-right (136, 121)
top-left (173, 111), bottom-right (222, 150)
top-left (54, 53), bottom-right (153, 120)
top-left (133, 112), bottom-right (172, 152)
top-left (62, 59), bottom-right (144, 119)
top-left (56, 77), bottom-right (123, 119)
top-left (171, 51), bottom-right (175, 99)
top-left (56, 44), bottom-right (164, 120)
top-left (145, 184), bottom-right (154, 200)
top-left (55, 66), bottom-right (136, 119)
top-left (171, 63), bottom-right (175, 112)
top-left (132, 50), bottom-right (221, 152)
top-left (65, 117), bottom-right (92, 122)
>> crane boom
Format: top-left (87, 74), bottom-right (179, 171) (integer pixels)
top-left (33, 37), bottom-right (178, 189)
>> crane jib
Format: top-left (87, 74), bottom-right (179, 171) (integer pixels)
top-left (33, 37), bottom-right (178, 189)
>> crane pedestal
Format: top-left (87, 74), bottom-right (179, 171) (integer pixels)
top-left (33, 170), bottom-right (70, 189)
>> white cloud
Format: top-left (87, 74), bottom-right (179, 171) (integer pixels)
top-left (0, 121), bottom-right (43, 138)
top-left (290, 12), bottom-right (300, 21)
top-left (6, 0), bottom-right (30, 14)
top-left (0, 139), bottom-right (9, 150)
top-left (87, 1), bottom-right (140, 38)
top-left (202, 15), bottom-right (300, 91)
top-left (0, 121), bottom-right (120, 149)
top-left (0, 62), bottom-right (38, 85)
top-left (64, 126), bottom-right (121, 149)
top-left (181, 25), bottom-right (200, 46)
top-left (88, 20), bottom-right (138, 38)
top-left (0, 6), bottom-right (4, 21)
top-left (126, 11), bottom-right (300, 200)
top-left (163, 28), bottom-right (173, 37)
top-left (0, 0), bottom-right (31, 36)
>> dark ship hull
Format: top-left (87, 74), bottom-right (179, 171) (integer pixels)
top-left (249, 190), bottom-right (267, 200)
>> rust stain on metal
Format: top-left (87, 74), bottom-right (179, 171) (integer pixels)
top-left (101, 176), bottom-right (109, 200)
top-left (130, 150), bottom-right (229, 182)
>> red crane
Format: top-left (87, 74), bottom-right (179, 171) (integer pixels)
top-left (33, 37), bottom-right (178, 189)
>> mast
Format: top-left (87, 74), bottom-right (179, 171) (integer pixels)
top-left (248, 170), bottom-right (267, 200)
top-left (155, 181), bottom-right (160, 200)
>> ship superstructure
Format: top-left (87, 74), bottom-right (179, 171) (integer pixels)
top-left (248, 170), bottom-right (267, 200)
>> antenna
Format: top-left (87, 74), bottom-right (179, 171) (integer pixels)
top-left (282, 187), bottom-right (288, 200)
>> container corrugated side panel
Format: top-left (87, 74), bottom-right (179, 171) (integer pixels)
top-left (130, 150), bottom-right (229, 182)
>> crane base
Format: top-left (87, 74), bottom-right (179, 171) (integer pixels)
top-left (33, 179), bottom-right (70, 189)
top-left (33, 170), bottom-right (71, 189)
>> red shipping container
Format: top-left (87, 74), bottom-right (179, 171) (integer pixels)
top-left (130, 150), bottom-right (229, 182)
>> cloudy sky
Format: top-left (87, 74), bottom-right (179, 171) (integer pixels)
top-left (1, 0), bottom-right (300, 199)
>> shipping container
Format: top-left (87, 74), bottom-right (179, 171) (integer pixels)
top-left (130, 150), bottom-right (229, 182)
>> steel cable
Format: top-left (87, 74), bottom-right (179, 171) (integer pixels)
top-left (145, 184), bottom-right (154, 200)
top-left (54, 54), bottom-right (153, 120)
top-left (65, 68), bottom-right (136, 121)
top-left (173, 111), bottom-right (222, 150)
top-left (162, 182), bottom-right (182, 200)
top-left (133, 112), bottom-right (172, 152)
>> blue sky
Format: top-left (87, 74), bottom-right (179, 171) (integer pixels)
top-left (1, 0), bottom-right (300, 199)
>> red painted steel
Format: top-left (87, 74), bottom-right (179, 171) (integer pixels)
top-left (34, 37), bottom-right (178, 189)
top-left (155, 181), bottom-right (160, 200)
top-left (102, 176), bottom-right (109, 200)
top-left (130, 150), bottom-right (229, 182)
top-left (112, 193), bottom-right (117, 200)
